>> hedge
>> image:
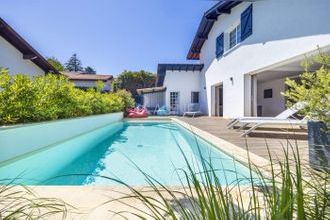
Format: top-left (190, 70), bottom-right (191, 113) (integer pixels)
top-left (0, 68), bottom-right (135, 125)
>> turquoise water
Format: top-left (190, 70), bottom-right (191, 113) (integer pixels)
top-left (0, 121), bottom-right (254, 186)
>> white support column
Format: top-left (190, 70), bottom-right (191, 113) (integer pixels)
top-left (244, 75), bottom-right (251, 116)
top-left (252, 74), bottom-right (257, 116)
top-left (211, 85), bottom-right (216, 116)
top-left (244, 74), bottom-right (257, 116)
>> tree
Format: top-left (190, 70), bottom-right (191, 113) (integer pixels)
top-left (283, 53), bottom-right (330, 124)
top-left (112, 70), bottom-right (156, 102)
top-left (84, 66), bottom-right (96, 74)
top-left (47, 57), bottom-right (64, 72)
top-left (65, 54), bottom-right (83, 72)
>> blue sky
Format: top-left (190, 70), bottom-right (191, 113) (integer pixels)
top-left (1, 0), bottom-right (214, 75)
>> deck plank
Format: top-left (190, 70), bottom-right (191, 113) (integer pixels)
top-left (178, 117), bottom-right (309, 164)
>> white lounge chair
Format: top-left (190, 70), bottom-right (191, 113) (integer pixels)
top-left (227, 102), bottom-right (306, 129)
top-left (239, 118), bottom-right (308, 137)
top-left (183, 104), bottom-right (203, 117)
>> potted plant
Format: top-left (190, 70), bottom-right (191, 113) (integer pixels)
top-left (284, 52), bottom-right (329, 172)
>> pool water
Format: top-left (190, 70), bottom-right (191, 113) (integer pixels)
top-left (0, 121), bottom-right (254, 186)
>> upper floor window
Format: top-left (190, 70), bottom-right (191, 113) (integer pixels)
top-left (229, 24), bottom-right (241, 49)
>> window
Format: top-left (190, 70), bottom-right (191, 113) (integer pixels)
top-left (170, 92), bottom-right (179, 112)
top-left (264, 89), bottom-right (273, 99)
top-left (191, 92), bottom-right (199, 104)
top-left (229, 24), bottom-right (241, 49)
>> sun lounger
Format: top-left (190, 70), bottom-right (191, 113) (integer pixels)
top-left (227, 102), bottom-right (306, 129)
top-left (239, 118), bottom-right (308, 137)
top-left (183, 104), bottom-right (203, 117)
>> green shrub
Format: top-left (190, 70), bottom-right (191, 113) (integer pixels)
top-left (113, 89), bottom-right (135, 111)
top-left (283, 53), bottom-right (330, 123)
top-left (0, 68), bottom-right (125, 125)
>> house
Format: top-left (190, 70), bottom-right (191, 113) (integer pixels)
top-left (138, 64), bottom-right (204, 114)
top-left (0, 18), bottom-right (58, 77)
top-left (62, 72), bottom-right (113, 92)
top-left (139, 0), bottom-right (330, 117)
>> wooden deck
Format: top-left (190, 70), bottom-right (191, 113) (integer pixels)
top-left (179, 117), bottom-right (309, 163)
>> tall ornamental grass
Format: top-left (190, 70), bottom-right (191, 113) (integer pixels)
top-left (107, 141), bottom-right (329, 219)
top-left (0, 68), bottom-right (134, 125)
top-left (0, 183), bottom-right (71, 220)
top-left (1, 140), bottom-right (328, 219)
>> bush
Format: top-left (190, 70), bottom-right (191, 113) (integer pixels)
top-left (112, 70), bottom-right (156, 103)
top-left (114, 89), bottom-right (135, 111)
top-left (283, 53), bottom-right (330, 124)
top-left (0, 68), bottom-right (126, 125)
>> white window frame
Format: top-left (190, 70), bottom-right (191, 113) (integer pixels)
top-left (229, 23), bottom-right (241, 49)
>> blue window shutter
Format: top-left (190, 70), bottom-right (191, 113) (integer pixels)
top-left (216, 33), bottom-right (224, 58)
top-left (240, 4), bottom-right (253, 41)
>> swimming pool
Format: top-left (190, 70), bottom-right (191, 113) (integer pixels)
top-left (0, 121), bottom-right (253, 186)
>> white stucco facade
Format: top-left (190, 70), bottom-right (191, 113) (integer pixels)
top-left (143, 0), bottom-right (330, 117)
top-left (163, 70), bottom-right (201, 114)
top-left (198, 0), bottom-right (330, 117)
top-left (0, 36), bottom-right (44, 77)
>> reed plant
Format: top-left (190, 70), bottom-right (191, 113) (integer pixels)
top-left (107, 140), bottom-right (329, 219)
top-left (0, 137), bottom-right (328, 219)
top-left (0, 183), bottom-right (71, 220)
